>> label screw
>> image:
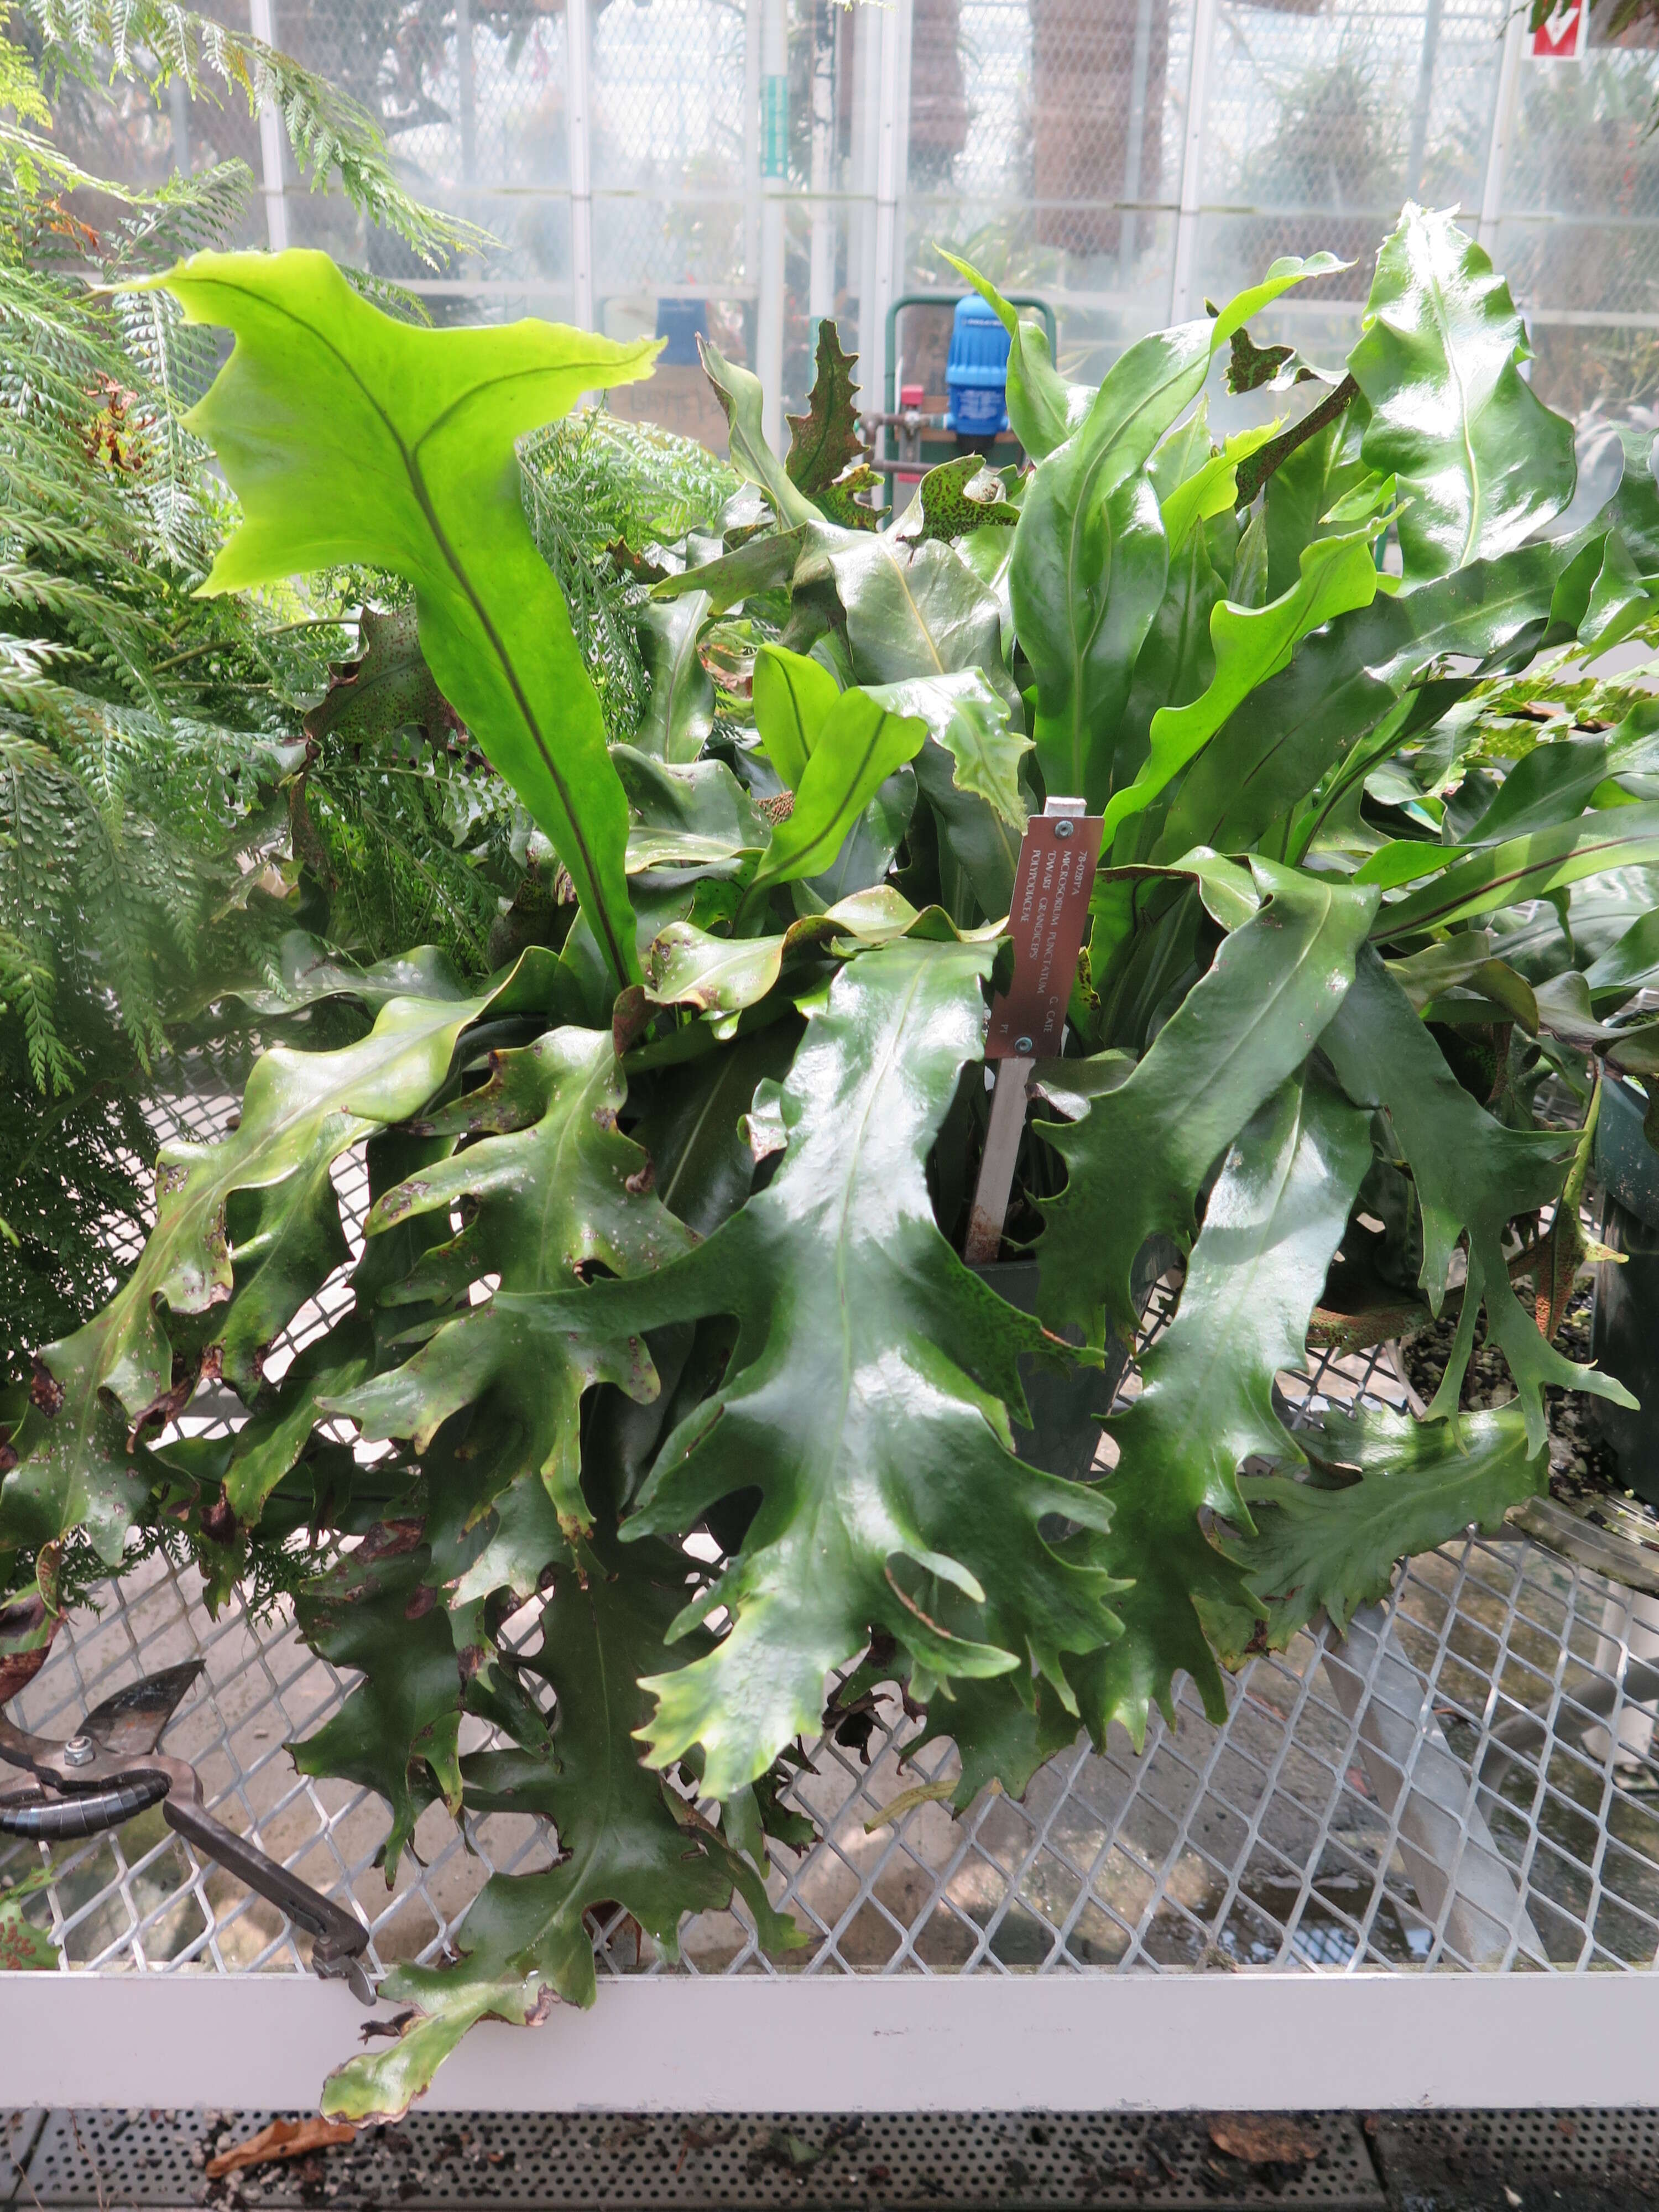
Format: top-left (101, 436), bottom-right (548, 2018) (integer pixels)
top-left (1015, 1036), bottom-right (1034, 1056)
top-left (1053, 819), bottom-right (1075, 840)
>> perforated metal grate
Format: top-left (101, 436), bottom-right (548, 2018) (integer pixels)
top-left (7, 2106), bottom-right (1385, 2208)
top-left (15, 2105), bottom-right (1659, 2208)
top-left (1368, 2106), bottom-right (1659, 2203)
top-left (6, 1086), bottom-right (1659, 1996)
top-left (1434, 2104), bottom-right (1659, 2182)
top-left (0, 2113), bottom-right (38, 2208)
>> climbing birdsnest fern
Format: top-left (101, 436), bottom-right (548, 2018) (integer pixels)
top-left (8, 213), bottom-right (1659, 2122)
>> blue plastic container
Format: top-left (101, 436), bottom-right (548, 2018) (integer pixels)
top-left (654, 298), bottom-right (708, 367)
top-left (945, 294), bottom-right (1010, 437)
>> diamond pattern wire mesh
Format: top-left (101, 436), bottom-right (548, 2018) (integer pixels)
top-left (900, 0), bottom-right (1195, 381)
top-left (6, 1081), bottom-right (1659, 1991)
top-left (1188, 0), bottom-right (1505, 366)
top-left (1199, 0), bottom-right (1504, 228)
top-left (592, 1), bottom-right (748, 197)
top-left (588, 0), bottom-right (749, 321)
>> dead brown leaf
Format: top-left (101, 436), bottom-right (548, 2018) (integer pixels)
top-left (204, 2117), bottom-right (356, 2179)
top-left (0, 1591), bottom-right (57, 1702)
top-left (1207, 2116), bottom-right (1321, 2166)
top-left (0, 1646), bottom-right (51, 1702)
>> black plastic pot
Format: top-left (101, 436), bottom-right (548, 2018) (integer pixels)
top-left (1590, 1076), bottom-right (1659, 1504)
top-left (974, 1239), bottom-right (1175, 1482)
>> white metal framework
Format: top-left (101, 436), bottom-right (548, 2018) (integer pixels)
top-left (128, 1), bottom-right (1659, 440)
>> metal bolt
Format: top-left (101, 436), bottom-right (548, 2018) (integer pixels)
top-left (1014, 1036), bottom-right (1034, 1056)
top-left (1053, 818), bottom-right (1075, 840)
top-left (62, 1735), bottom-right (95, 1768)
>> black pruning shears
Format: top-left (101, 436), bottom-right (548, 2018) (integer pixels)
top-left (0, 1661), bottom-right (373, 2001)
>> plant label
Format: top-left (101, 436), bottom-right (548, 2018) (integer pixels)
top-left (1531, 1), bottom-right (1588, 59)
top-left (985, 810), bottom-right (1104, 1060)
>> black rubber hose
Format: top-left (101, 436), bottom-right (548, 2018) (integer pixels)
top-left (0, 1774), bottom-right (169, 1839)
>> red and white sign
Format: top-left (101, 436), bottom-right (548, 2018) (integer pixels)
top-left (1531, 1), bottom-right (1589, 59)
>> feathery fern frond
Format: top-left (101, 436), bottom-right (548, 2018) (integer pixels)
top-left (0, 24), bottom-right (744, 1389)
top-left (0, 33), bottom-right (315, 1136)
top-left (521, 408), bottom-right (739, 744)
top-left (21, 0), bottom-right (487, 267)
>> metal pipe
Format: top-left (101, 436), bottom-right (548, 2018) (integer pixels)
top-left (868, 0), bottom-right (911, 497)
top-left (744, 0), bottom-right (761, 333)
top-left (566, 0), bottom-right (594, 329)
top-left (1584, 1587), bottom-right (1659, 1772)
top-left (851, 0), bottom-right (881, 413)
top-left (881, 291), bottom-right (1058, 419)
top-left (1404, 0), bottom-right (1444, 202)
top-left (455, 0), bottom-right (476, 189)
top-left (1479, 7), bottom-right (1527, 255)
top-left (808, 0), bottom-right (837, 325)
top-left (1321, 1603), bottom-right (1548, 1968)
top-left (758, 0), bottom-right (787, 452)
top-left (246, 0), bottom-right (289, 252)
top-left (1118, 0), bottom-right (1155, 291)
top-left (1169, 0), bottom-right (1217, 322)
top-left (859, 448), bottom-right (1013, 478)
top-left (862, 406), bottom-right (953, 429)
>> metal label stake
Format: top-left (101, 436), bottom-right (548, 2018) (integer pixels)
top-left (964, 796), bottom-right (1104, 1264)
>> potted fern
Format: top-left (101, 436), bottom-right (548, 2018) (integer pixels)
top-left (5, 203), bottom-right (1659, 2116)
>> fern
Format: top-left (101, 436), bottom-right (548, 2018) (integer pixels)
top-left (0, 24), bottom-right (743, 1391)
top-left (0, 32), bottom-right (363, 1376)
top-left (20, 0), bottom-right (487, 267)
top-left (0, 169), bottom-right (295, 1092)
top-left (527, 406), bottom-right (738, 551)
top-left (521, 407), bottom-right (738, 743)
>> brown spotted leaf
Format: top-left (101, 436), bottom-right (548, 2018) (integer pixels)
top-left (917, 456), bottom-right (1020, 544)
top-left (205, 2119), bottom-right (358, 2180)
top-left (785, 321), bottom-right (869, 497)
top-left (304, 606), bottom-right (460, 753)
